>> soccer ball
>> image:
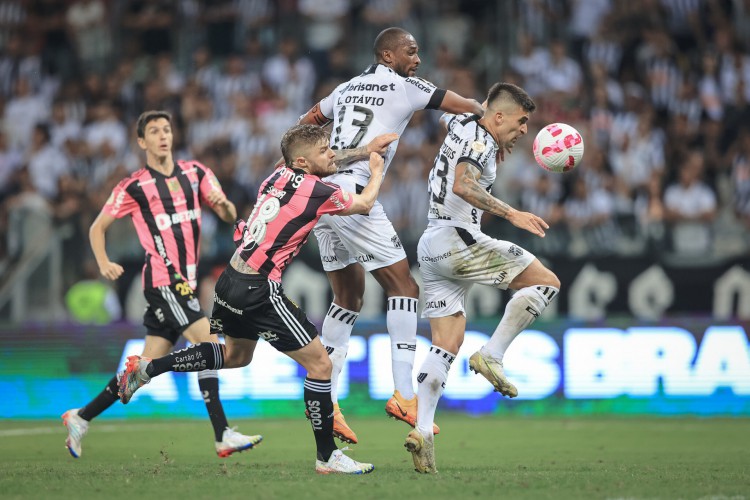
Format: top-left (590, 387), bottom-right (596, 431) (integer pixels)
top-left (532, 123), bottom-right (584, 173)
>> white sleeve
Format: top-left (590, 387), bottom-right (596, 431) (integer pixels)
top-left (402, 76), bottom-right (447, 112)
top-left (318, 91), bottom-right (336, 120)
top-left (439, 112), bottom-right (456, 131)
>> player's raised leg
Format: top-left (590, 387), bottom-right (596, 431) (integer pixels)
top-left (61, 335), bottom-right (175, 458)
top-left (117, 336), bottom-right (263, 454)
top-left (471, 259), bottom-right (560, 397)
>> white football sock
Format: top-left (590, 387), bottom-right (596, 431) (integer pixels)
top-left (321, 303), bottom-right (358, 405)
top-left (483, 285), bottom-right (559, 360)
top-left (387, 296), bottom-right (418, 399)
top-left (416, 345), bottom-right (455, 438)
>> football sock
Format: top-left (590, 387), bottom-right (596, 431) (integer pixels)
top-left (198, 370), bottom-right (229, 442)
top-left (321, 303), bottom-right (358, 405)
top-left (416, 346), bottom-right (455, 438)
top-left (483, 285), bottom-right (559, 359)
top-left (387, 296), bottom-right (418, 399)
top-left (77, 376), bottom-right (119, 421)
top-left (304, 377), bottom-right (337, 462)
top-left (146, 342), bottom-right (225, 376)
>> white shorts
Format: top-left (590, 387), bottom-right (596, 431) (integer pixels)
top-left (313, 175), bottom-right (406, 272)
top-left (418, 225), bottom-right (536, 318)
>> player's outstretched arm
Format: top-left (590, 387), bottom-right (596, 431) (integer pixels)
top-left (453, 161), bottom-right (548, 238)
top-left (439, 90), bottom-right (484, 116)
top-left (89, 211), bottom-right (125, 280)
top-left (333, 133), bottom-right (398, 166)
top-left (338, 153), bottom-right (385, 216)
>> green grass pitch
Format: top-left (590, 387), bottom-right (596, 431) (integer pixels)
top-left (2, 415), bottom-right (748, 499)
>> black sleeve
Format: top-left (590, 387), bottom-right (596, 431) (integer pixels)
top-left (426, 88), bottom-right (448, 110)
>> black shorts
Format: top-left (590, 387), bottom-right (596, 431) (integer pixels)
top-left (210, 266), bottom-right (318, 352)
top-left (143, 282), bottom-right (205, 344)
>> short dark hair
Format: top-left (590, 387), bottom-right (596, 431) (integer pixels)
top-left (373, 27), bottom-right (411, 60)
top-left (280, 124), bottom-right (330, 166)
top-left (136, 110), bottom-right (172, 138)
top-left (486, 82), bottom-right (536, 113)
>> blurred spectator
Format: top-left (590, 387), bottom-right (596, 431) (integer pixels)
top-left (564, 175), bottom-right (620, 255)
top-left (235, 0), bottom-right (274, 49)
top-left (122, 0), bottom-right (174, 56)
top-left (83, 101), bottom-right (127, 157)
top-left (2, 76), bottom-right (48, 151)
top-left (201, 0), bottom-right (239, 56)
top-left (213, 53), bottom-right (260, 118)
top-left (298, 0), bottom-right (350, 71)
top-left (261, 36), bottom-right (315, 116)
top-left (66, 0), bottom-right (112, 74)
top-left (569, 0), bottom-right (613, 62)
top-left (49, 100), bottom-right (82, 149)
top-left (540, 39), bottom-right (584, 108)
top-left (509, 32), bottom-right (549, 98)
top-left (26, 123), bottom-right (69, 199)
top-left (663, 150), bottom-right (718, 254)
top-left (730, 127), bottom-right (750, 229)
top-left (0, 0), bottom-right (27, 51)
top-left (3, 0), bottom-right (750, 299)
top-left (609, 109), bottom-right (665, 204)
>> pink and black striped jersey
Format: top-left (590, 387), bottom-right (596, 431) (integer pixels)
top-left (235, 165), bottom-right (353, 282)
top-left (102, 160), bottom-right (227, 290)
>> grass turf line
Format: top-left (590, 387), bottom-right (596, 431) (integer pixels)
top-left (1, 416), bottom-right (748, 499)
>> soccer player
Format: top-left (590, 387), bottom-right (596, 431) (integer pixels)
top-left (118, 125), bottom-right (396, 474)
top-left (297, 26), bottom-right (485, 444)
top-left (405, 83), bottom-right (560, 473)
top-left (62, 110), bottom-right (261, 459)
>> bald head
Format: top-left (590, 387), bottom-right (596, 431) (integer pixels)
top-left (373, 27), bottom-right (412, 61)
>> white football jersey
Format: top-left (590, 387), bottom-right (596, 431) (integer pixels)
top-left (427, 113), bottom-right (499, 229)
top-left (319, 64), bottom-right (446, 185)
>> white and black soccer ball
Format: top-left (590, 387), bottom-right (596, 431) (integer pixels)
top-left (532, 123), bottom-right (584, 173)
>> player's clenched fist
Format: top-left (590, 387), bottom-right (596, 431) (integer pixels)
top-left (368, 152), bottom-right (384, 176)
top-left (98, 261), bottom-right (124, 280)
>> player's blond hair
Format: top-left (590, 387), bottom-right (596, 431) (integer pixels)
top-left (280, 124), bottom-right (330, 167)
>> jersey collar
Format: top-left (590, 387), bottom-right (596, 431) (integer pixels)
top-left (145, 161), bottom-right (178, 178)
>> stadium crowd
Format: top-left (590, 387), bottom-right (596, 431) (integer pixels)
top-left (2, 0), bottom-right (750, 294)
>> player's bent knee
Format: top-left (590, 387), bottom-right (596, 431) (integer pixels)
top-left (307, 353), bottom-right (332, 379)
top-left (544, 270), bottom-right (561, 290)
top-left (334, 294), bottom-right (363, 312)
top-left (224, 348), bottom-right (252, 369)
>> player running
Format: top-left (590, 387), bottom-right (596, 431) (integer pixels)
top-left (118, 125), bottom-right (397, 474)
top-left (405, 83), bottom-right (560, 473)
top-left (62, 110), bottom-right (262, 459)
top-left (297, 26), bottom-right (485, 444)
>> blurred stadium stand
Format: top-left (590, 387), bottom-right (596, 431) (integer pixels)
top-left (1, 0), bottom-right (750, 323)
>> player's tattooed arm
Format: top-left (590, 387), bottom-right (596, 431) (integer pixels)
top-left (454, 162), bottom-right (512, 217)
top-left (298, 103), bottom-right (332, 127)
top-left (333, 145), bottom-right (371, 166)
top-left (454, 162), bottom-right (549, 237)
top-left (334, 133), bottom-right (398, 166)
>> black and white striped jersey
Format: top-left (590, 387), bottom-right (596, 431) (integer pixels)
top-left (427, 113), bottom-right (498, 229)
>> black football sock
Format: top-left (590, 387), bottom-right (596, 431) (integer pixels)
top-left (146, 342), bottom-right (225, 377)
top-left (304, 377), bottom-right (337, 462)
top-left (77, 376), bottom-right (119, 421)
top-left (198, 370), bottom-right (229, 442)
